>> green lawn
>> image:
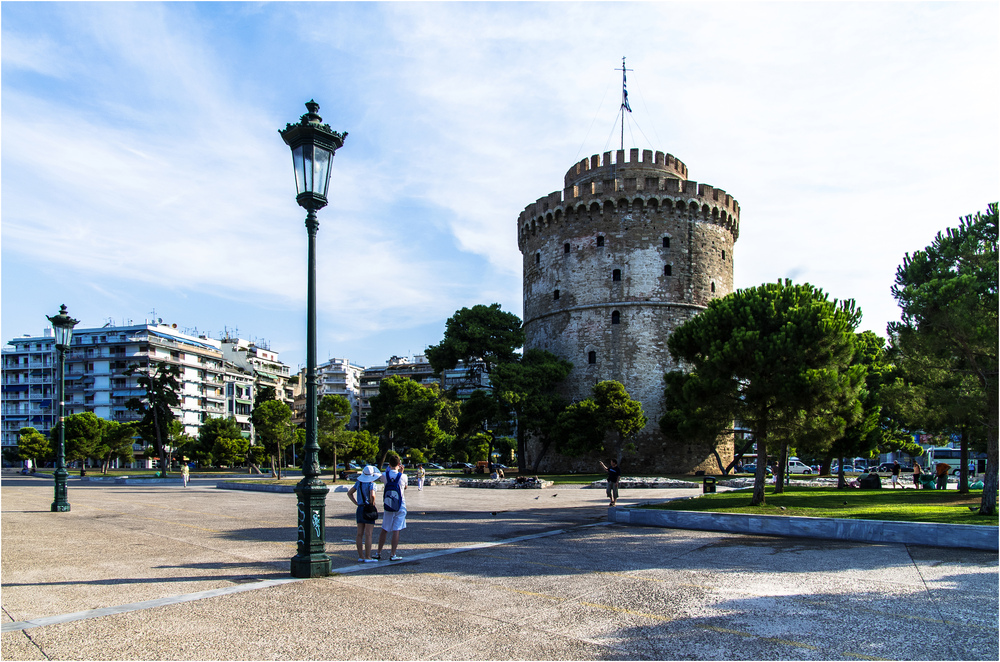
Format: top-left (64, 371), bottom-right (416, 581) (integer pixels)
top-left (646, 487), bottom-right (998, 526)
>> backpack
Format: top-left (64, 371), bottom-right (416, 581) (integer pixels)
top-left (383, 471), bottom-right (402, 512)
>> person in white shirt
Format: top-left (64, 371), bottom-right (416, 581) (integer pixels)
top-left (375, 452), bottom-right (408, 561)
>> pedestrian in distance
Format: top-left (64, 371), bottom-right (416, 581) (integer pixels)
top-left (375, 452), bottom-right (408, 561)
top-left (599, 458), bottom-right (620, 506)
top-left (890, 460), bottom-right (901, 489)
top-left (348, 465), bottom-right (381, 563)
top-left (181, 462), bottom-right (190, 488)
top-left (935, 462), bottom-right (949, 490)
top-left (416, 464), bottom-right (426, 491)
top-left (912, 462), bottom-right (922, 489)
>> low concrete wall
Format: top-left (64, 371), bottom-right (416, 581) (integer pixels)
top-left (608, 507), bottom-right (998, 551)
top-left (113, 477), bottom-right (184, 485)
top-left (216, 482), bottom-right (295, 493)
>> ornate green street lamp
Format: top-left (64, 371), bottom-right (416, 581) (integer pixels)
top-left (280, 100), bottom-right (346, 578)
top-left (47, 304), bottom-right (78, 512)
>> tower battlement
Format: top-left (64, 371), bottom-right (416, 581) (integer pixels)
top-left (517, 148), bottom-right (740, 252)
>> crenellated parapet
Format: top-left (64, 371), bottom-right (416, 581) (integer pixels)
top-left (517, 148), bottom-right (740, 252)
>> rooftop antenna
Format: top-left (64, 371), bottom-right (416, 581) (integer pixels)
top-left (616, 56), bottom-right (633, 152)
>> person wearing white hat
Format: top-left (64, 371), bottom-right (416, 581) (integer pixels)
top-left (348, 465), bottom-right (381, 562)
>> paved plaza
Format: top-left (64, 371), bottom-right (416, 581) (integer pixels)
top-left (1, 471), bottom-right (997, 660)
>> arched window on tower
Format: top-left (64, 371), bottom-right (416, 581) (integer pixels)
top-left (535, 252), bottom-right (540, 264)
top-left (596, 235), bottom-right (605, 247)
top-left (553, 289), bottom-right (560, 300)
top-left (612, 269), bottom-right (621, 282)
top-left (722, 249), bottom-right (726, 261)
top-left (664, 264), bottom-right (672, 276)
top-left (663, 236), bottom-right (670, 248)
top-left (612, 310), bottom-right (621, 325)
top-left (564, 243), bottom-right (570, 254)
top-left (711, 282), bottom-right (716, 293)
top-left (588, 351), bottom-right (596, 365)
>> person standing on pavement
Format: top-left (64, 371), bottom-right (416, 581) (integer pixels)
top-left (181, 462), bottom-right (190, 488)
top-left (375, 452), bottom-right (408, 561)
top-left (599, 458), bottom-right (620, 506)
top-left (912, 462), bottom-right (922, 489)
top-left (890, 460), bottom-right (901, 488)
top-left (416, 464), bottom-right (426, 491)
top-left (348, 465), bottom-right (381, 563)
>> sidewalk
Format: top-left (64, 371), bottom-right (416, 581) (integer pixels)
top-left (2, 473), bottom-right (997, 660)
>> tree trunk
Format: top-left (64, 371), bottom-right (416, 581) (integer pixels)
top-left (516, 417), bottom-right (527, 473)
top-left (959, 426), bottom-right (969, 494)
top-left (751, 416), bottom-right (768, 506)
top-left (712, 448), bottom-right (727, 475)
top-left (774, 441), bottom-right (789, 494)
top-left (979, 375), bottom-right (998, 516)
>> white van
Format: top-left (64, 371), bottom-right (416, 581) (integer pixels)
top-left (787, 460), bottom-right (813, 474)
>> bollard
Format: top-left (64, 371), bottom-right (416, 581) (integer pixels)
top-left (703, 476), bottom-right (717, 493)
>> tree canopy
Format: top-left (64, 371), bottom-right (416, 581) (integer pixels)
top-left (17, 426), bottom-right (51, 465)
top-left (251, 399), bottom-right (293, 477)
top-left (556, 380), bottom-right (647, 465)
top-left (366, 376), bottom-right (453, 460)
top-left (889, 203), bottom-right (998, 513)
top-left (425, 303), bottom-right (524, 375)
top-left (125, 361), bottom-right (181, 474)
top-left (664, 279), bottom-right (863, 505)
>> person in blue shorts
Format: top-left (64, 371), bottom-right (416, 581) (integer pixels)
top-left (348, 465), bottom-right (381, 563)
top-left (599, 458), bottom-right (620, 506)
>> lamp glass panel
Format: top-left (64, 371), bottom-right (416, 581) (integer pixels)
top-left (313, 147), bottom-right (332, 198)
top-left (302, 144), bottom-right (314, 193)
top-left (53, 324), bottom-right (72, 348)
top-left (292, 145), bottom-right (306, 196)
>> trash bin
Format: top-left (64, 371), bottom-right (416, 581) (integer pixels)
top-left (703, 476), bottom-right (717, 493)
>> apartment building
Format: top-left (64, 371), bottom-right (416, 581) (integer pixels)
top-left (2, 322), bottom-right (294, 462)
top-left (291, 358), bottom-right (364, 430)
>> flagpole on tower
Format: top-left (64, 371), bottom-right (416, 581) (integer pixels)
top-left (617, 56), bottom-right (633, 152)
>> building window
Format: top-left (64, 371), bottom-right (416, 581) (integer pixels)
top-left (612, 311), bottom-right (621, 324)
top-left (612, 269), bottom-right (621, 282)
top-left (722, 250), bottom-right (726, 260)
top-left (711, 282), bottom-right (716, 293)
top-left (588, 351), bottom-right (597, 365)
top-left (596, 236), bottom-right (605, 247)
top-left (553, 289), bottom-right (560, 300)
top-left (663, 237), bottom-right (670, 248)
top-left (564, 243), bottom-right (570, 253)
top-left (664, 264), bottom-right (672, 276)
top-left (535, 252), bottom-right (540, 264)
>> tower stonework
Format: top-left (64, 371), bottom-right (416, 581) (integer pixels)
top-left (518, 148), bottom-right (739, 473)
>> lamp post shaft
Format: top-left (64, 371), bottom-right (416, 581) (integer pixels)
top-left (51, 345), bottom-right (70, 512)
top-left (290, 208), bottom-right (331, 578)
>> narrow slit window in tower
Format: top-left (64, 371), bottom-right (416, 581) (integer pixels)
top-left (564, 243), bottom-right (570, 254)
top-left (612, 310), bottom-right (621, 324)
top-left (612, 269), bottom-right (621, 282)
top-left (588, 351), bottom-right (597, 365)
top-left (722, 250), bottom-right (726, 261)
top-left (596, 235), bottom-right (605, 247)
top-left (711, 282), bottom-right (716, 293)
top-left (663, 237), bottom-right (670, 248)
top-left (553, 289), bottom-right (560, 300)
top-left (535, 252), bottom-right (540, 264)
top-left (664, 264), bottom-right (672, 276)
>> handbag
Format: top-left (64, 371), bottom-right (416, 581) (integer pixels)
top-left (360, 483), bottom-right (378, 523)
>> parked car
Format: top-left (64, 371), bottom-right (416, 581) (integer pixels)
top-left (786, 460), bottom-right (812, 474)
top-left (422, 463), bottom-right (444, 470)
top-left (450, 462), bottom-right (474, 470)
top-left (742, 464), bottom-right (772, 475)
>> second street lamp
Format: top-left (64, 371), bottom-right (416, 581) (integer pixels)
top-left (280, 100), bottom-right (346, 578)
top-left (47, 304), bottom-right (79, 513)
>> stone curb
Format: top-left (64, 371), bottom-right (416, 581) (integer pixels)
top-left (608, 506), bottom-right (998, 550)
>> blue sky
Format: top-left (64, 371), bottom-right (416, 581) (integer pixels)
top-left (3, 1), bottom-right (997, 372)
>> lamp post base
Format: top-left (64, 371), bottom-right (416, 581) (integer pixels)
top-left (51, 468), bottom-right (70, 512)
top-left (290, 478), bottom-right (331, 578)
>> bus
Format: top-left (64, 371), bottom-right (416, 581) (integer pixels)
top-left (925, 447), bottom-right (965, 476)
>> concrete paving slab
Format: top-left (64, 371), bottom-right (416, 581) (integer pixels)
top-left (2, 472), bottom-right (997, 660)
